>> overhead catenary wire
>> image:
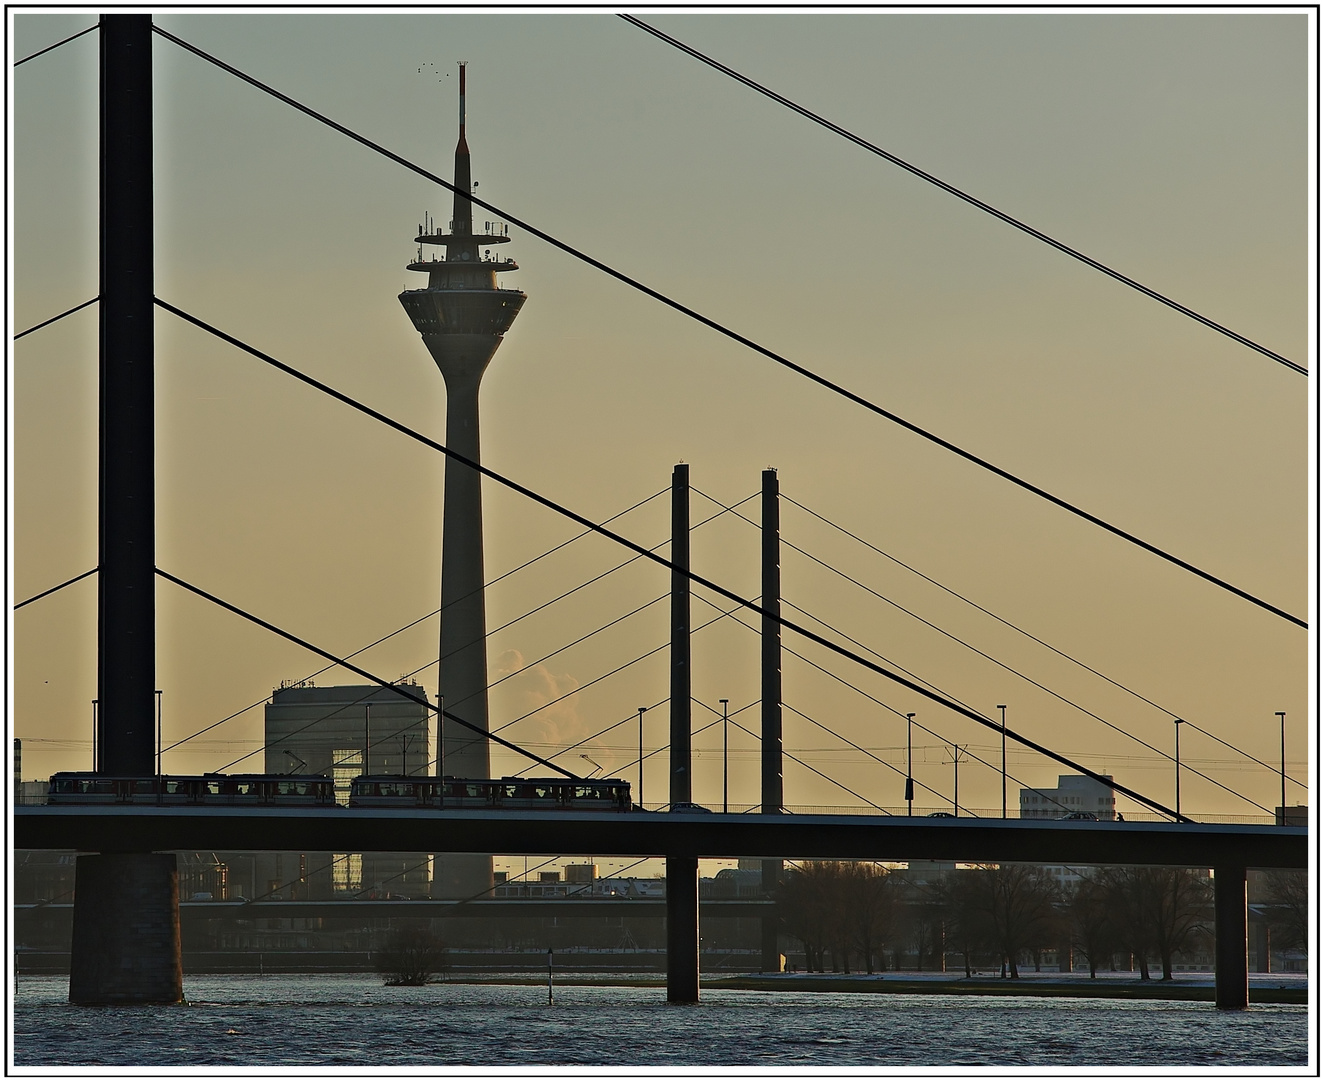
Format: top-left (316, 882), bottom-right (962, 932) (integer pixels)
top-left (153, 298), bottom-right (1186, 820)
top-left (784, 493), bottom-right (1308, 791)
top-left (618, 14), bottom-right (1305, 377)
top-left (13, 297), bottom-right (98, 340)
top-left (145, 29), bottom-right (1306, 631)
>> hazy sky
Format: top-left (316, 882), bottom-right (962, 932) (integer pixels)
top-left (10, 9), bottom-right (1312, 844)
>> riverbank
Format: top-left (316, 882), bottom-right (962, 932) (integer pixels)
top-left (446, 971), bottom-right (1307, 1005)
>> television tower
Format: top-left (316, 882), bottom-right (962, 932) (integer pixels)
top-left (399, 64), bottom-right (526, 787)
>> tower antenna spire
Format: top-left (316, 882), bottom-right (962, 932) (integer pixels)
top-left (458, 61), bottom-right (467, 143)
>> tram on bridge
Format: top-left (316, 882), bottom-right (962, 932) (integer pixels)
top-left (46, 772), bottom-right (634, 812)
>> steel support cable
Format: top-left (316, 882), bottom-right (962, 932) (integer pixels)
top-left (477, 593), bottom-right (667, 702)
top-left (904, 712), bottom-right (1086, 819)
top-left (700, 590), bottom-right (1156, 818)
top-left (155, 567), bottom-right (582, 780)
top-left (784, 493), bottom-right (1309, 791)
top-left (162, 488), bottom-right (666, 755)
top-left (619, 16), bottom-right (1305, 378)
top-left (142, 36), bottom-right (1306, 631)
top-left (153, 299), bottom-right (1184, 821)
top-left (724, 714), bottom-right (891, 815)
top-left (692, 692), bottom-right (898, 809)
top-left (506, 697), bottom-right (671, 776)
top-left (780, 605), bottom-right (1266, 818)
top-left (718, 489), bottom-right (1292, 793)
top-left (490, 596), bottom-right (753, 737)
top-left (13, 567), bottom-right (97, 610)
top-left (688, 593), bottom-right (953, 808)
top-left (780, 595), bottom-right (1276, 816)
top-left (12, 23), bottom-right (98, 67)
top-left (13, 297), bottom-right (99, 341)
top-left (786, 704), bottom-right (970, 813)
top-left (752, 495), bottom-right (1286, 810)
top-left (441, 494), bottom-right (758, 718)
top-left (516, 712), bottom-right (724, 785)
top-left (788, 702), bottom-right (1073, 818)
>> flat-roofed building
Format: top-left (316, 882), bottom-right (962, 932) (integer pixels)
top-left (1019, 773), bottom-right (1117, 820)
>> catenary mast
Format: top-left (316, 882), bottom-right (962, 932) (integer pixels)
top-left (399, 64), bottom-right (526, 892)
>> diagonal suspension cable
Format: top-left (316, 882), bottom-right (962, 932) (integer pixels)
top-left (13, 23), bottom-right (98, 67)
top-left (155, 567), bottom-right (581, 780)
top-left (723, 713), bottom-right (890, 815)
top-left (152, 298), bottom-right (1187, 819)
top-left (784, 493), bottom-right (1308, 791)
top-left (706, 488), bottom-right (1283, 811)
top-left (144, 30), bottom-right (1306, 631)
top-left (13, 567), bottom-right (97, 610)
top-left (619, 14), bottom-right (1304, 377)
top-left (163, 488), bottom-right (666, 755)
top-left (13, 297), bottom-right (98, 340)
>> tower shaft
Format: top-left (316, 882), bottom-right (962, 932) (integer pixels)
top-left (399, 62), bottom-right (525, 793)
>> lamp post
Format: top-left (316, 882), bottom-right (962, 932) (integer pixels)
top-left (997, 705), bottom-right (1007, 818)
top-left (720, 699), bottom-right (729, 814)
top-left (91, 699), bottom-right (97, 772)
top-left (155, 689), bottom-right (163, 778)
top-left (637, 706), bottom-right (647, 810)
top-left (1276, 711), bottom-right (1287, 824)
top-left (1174, 717), bottom-right (1184, 819)
top-left (438, 695), bottom-right (445, 779)
top-left (905, 713), bottom-right (915, 816)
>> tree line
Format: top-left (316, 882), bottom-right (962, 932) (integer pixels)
top-left (776, 861), bottom-right (1306, 979)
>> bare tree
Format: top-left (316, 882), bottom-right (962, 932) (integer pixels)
top-left (935, 869), bottom-right (995, 977)
top-left (1263, 870), bottom-right (1307, 953)
top-left (975, 864), bottom-right (1061, 978)
top-left (844, 862), bottom-right (895, 975)
top-left (375, 923), bottom-right (450, 986)
top-left (1099, 867), bottom-right (1211, 980)
top-left (1069, 874), bottom-right (1117, 978)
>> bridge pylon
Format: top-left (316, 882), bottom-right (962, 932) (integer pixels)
top-left (69, 14), bottom-right (183, 1007)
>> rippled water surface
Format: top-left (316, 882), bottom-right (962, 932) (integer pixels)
top-left (13, 974), bottom-right (1309, 1068)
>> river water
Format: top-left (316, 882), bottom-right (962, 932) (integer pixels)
top-left (12, 974), bottom-right (1310, 1068)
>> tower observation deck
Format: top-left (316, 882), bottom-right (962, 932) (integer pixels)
top-left (399, 64), bottom-right (526, 830)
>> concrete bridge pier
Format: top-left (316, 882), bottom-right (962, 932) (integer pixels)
top-left (69, 853), bottom-right (182, 1004)
top-left (1214, 863), bottom-right (1248, 1009)
top-left (666, 855), bottom-right (700, 1002)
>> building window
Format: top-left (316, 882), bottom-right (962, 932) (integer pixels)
top-left (332, 750), bottom-right (363, 806)
top-left (333, 853), bottom-right (362, 893)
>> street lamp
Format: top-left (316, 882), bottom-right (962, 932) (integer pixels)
top-left (1174, 717), bottom-right (1184, 819)
top-left (997, 705), bottom-right (1007, 819)
top-left (720, 699), bottom-right (730, 814)
top-left (155, 689), bottom-right (163, 778)
top-left (1276, 711), bottom-right (1287, 825)
top-left (637, 707), bottom-right (647, 810)
top-left (905, 713), bottom-right (915, 816)
top-left (365, 702), bottom-right (372, 776)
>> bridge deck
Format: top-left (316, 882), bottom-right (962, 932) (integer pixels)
top-left (15, 807), bottom-right (1306, 869)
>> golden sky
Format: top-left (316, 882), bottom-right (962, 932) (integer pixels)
top-left (11, 10), bottom-right (1312, 834)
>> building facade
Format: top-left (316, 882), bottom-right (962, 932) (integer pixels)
top-left (1019, 773), bottom-right (1117, 820)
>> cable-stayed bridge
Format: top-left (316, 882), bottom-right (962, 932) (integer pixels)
top-left (12, 15), bottom-right (1306, 1013)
